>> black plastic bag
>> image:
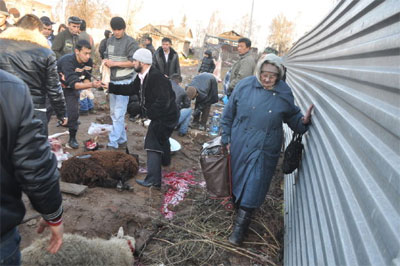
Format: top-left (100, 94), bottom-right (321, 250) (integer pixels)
top-left (282, 133), bottom-right (304, 174)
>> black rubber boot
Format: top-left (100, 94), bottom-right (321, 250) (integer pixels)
top-left (228, 208), bottom-right (252, 246)
top-left (68, 129), bottom-right (79, 149)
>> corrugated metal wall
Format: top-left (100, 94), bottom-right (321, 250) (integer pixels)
top-left (283, 0), bottom-right (400, 265)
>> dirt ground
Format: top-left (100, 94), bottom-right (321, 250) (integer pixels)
top-left (18, 66), bottom-right (284, 265)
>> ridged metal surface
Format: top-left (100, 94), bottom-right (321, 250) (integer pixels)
top-left (283, 0), bottom-right (400, 265)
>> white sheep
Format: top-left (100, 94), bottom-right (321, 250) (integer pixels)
top-left (21, 227), bottom-right (135, 266)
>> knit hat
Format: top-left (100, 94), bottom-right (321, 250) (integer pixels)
top-left (0, 0), bottom-right (9, 16)
top-left (133, 48), bottom-right (153, 64)
top-left (186, 86), bottom-right (197, 100)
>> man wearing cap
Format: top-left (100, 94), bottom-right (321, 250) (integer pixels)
top-left (103, 16), bottom-right (139, 150)
top-left (108, 48), bottom-right (179, 188)
top-left (40, 16), bottom-right (55, 47)
top-left (187, 72), bottom-right (219, 131)
top-left (52, 16), bottom-right (81, 59)
top-left (0, 0), bottom-right (11, 33)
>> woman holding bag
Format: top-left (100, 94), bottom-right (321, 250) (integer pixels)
top-left (220, 54), bottom-right (314, 246)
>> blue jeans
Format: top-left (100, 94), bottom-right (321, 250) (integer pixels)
top-left (0, 228), bottom-right (21, 266)
top-left (178, 108), bottom-right (192, 134)
top-left (80, 97), bottom-right (94, 112)
top-left (108, 79), bottom-right (131, 148)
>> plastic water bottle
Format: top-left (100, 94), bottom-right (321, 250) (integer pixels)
top-left (210, 112), bottom-right (221, 136)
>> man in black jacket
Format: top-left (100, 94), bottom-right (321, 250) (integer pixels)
top-left (58, 39), bottom-right (103, 149)
top-left (109, 48), bottom-right (179, 188)
top-left (145, 36), bottom-right (155, 55)
top-left (187, 72), bottom-right (219, 130)
top-left (0, 70), bottom-right (64, 265)
top-left (0, 14), bottom-right (67, 136)
top-left (152, 37), bottom-right (181, 78)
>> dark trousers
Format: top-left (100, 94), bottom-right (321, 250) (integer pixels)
top-left (193, 103), bottom-right (211, 127)
top-left (145, 150), bottom-right (162, 185)
top-left (0, 227), bottom-right (21, 266)
top-left (33, 110), bottom-right (48, 136)
top-left (65, 94), bottom-right (80, 131)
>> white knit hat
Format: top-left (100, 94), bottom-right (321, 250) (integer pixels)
top-left (133, 48), bottom-right (153, 64)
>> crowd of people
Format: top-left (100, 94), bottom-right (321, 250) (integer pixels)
top-left (0, 0), bottom-right (314, 263)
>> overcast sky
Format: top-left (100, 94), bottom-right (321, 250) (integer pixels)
top-left (113, 0), bottom-right (336, 48)
top-left (48, 0), bottom-right (337, 49)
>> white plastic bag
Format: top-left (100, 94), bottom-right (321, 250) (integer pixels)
top-left (88, 122), bottom-right (113, 135)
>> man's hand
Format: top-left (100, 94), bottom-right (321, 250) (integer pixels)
top-left (60, 117), bottom-right (68, 126)
top-left (103, 59), bottom-right (117, 68)
top-left (92, 80), bottom-right (103, 89)
top-left (225, 143), bottom-right (230, 153)
top-left (37, 218), bottom-right (64, 254)
top-left (302, 104), bottom-right (315, 124)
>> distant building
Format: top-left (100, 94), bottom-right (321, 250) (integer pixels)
top-left (4, 0), bottom-right (53, 22)
top-left (138, 24), bottom-right (193, 57)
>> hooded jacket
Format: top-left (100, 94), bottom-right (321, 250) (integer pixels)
top-left (0, 27), bottom-right (66, 120)
top-left (198, 51), bottom-right (215, 73)
top-left (0, 70), bottom-right (63, 237)
top-left (153, 46), bottom-right (181, 77)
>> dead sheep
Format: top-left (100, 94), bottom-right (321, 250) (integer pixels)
top-left (60, 150), bottom-right (138, 189)
top-left (21, 227), bottom-right (135, 266)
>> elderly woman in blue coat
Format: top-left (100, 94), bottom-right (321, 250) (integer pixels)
top-left (221, 54), bottom-right (314, 246)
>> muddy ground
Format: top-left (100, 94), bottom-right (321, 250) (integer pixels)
top-left (19, 66), bottom-right (284, 265)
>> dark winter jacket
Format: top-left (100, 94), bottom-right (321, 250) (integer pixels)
top-left (52, 28), bottom-right (79, 59)
top-left (108, 66), bottom-right (179, 153)
top-left (198, 56), bottom-right (215, 73)
top-left (146, 43), bottom-right (156, 55)
top-left (0, 70), bottom-right (63, 237)
top-left (153, 47), bottom-right (181, 77)
top-left (0, 27), bottom-right (67, 121)
top-left (188, 72), bottom-right (218, 107)
top-left (57, 53), bottom-right (93, 97)
top-left (170, 80), bottom-right (190, 109)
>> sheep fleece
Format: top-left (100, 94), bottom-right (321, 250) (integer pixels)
top-left (21, 234), bottom-right (133, 266)
top-left (60, 150), bottom-right (138, 188)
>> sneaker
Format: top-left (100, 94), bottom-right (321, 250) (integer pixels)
top-left (89, 109), bottom-right (97, 114)
top-left (129, 117), bottom-right (136, 122)
top-left (178, 132), bottom-right (186, 137)
top-left (198, 125), bottom-right (205, 131)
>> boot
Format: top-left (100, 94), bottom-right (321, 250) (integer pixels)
top-left (228, 208), bottom-right (252, 246)
top-left (68, 129), bottom-right (79, 149)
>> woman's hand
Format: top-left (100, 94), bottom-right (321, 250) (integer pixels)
top-left (302, 104), bottom-right (314, 124)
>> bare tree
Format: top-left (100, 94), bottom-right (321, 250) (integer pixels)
top-left (235, 13), bottom-right (250, 37)
top-left (124, 0), bottom-right (143, 38)
top-left (267, 14), bottom-right (294, 55)
top-left (61, 0), bottom-right (112, 28)
top-left (206, 11), bottom-right (224, 36)
top-left (180, 14), bottom-right (187, 28)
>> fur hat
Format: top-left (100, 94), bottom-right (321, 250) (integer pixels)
top-left (68, 16), bottom-right (82, 24)
top-left (133, 48), bottom-right (152, 64)
top-left (186, 86), bottom-right (197, 100)
top-left (0, 0), bottom-right (9, 16)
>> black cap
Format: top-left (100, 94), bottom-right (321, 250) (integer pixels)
top-left (40, 16), bottom-right (54, 25)
top-left (68, 16), bottom-right (82, 24)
